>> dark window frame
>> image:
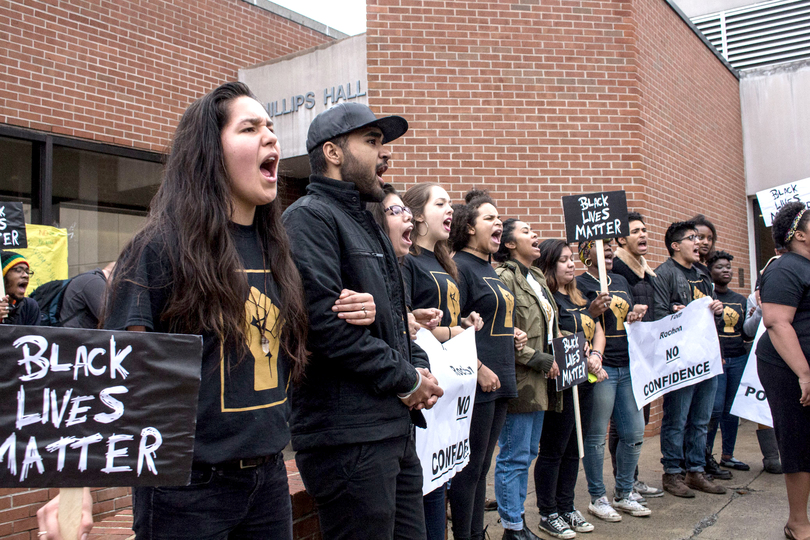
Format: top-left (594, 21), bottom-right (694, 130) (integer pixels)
top-left (0, 124), bottom-right (164, 225)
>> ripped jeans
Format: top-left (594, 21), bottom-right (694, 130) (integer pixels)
top-left (582, 365), bottom-right (645, 500)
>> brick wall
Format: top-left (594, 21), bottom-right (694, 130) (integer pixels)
top-left (0, 0), bottom-right (335, 153)
top-left (367, 0), bottom-right (746, 435)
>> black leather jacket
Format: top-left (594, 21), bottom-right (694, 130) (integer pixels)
top-left (283, 175), bottom-right (428, 451)
top-left (653, 257), bottom-right (718, 321)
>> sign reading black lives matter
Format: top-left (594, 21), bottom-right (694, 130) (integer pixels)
top-left (0, 202), bottom-right (28, 249)
top-left (0, 325), bottom-right (203, 488)
top-left (561, 191), bottom-right (629, 243)
top-left (553, 332), bottom-right (588, 392)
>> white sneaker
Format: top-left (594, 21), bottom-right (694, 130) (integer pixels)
top-left (588, 496), bottom-right (622, 522)
top-left (613, 496), bottom-right (652, 517)
top-left (629, 490), bottom-right (647, 506)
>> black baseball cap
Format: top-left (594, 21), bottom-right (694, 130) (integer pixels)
top-left (306, 102), bottom-right (408, 153)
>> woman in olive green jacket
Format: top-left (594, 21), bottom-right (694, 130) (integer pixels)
top-left (492, 218), bottom-right (561, 540)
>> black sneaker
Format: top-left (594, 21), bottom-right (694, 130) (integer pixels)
top-left (705, 454), bottom-right (733, 480)
top-left (538, 513), bottom-right (576, 539)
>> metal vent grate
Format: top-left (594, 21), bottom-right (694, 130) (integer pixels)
top-left (692, 0), bottom-right (810, 70)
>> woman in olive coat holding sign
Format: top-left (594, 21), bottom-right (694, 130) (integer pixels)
top-left (492, 218), bottom-right (560, 540)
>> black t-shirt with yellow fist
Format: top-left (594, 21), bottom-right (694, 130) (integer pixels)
top-left (716, 289), bottom-right (748, 358)
top-left (577, 272), bottom-right (635, 367)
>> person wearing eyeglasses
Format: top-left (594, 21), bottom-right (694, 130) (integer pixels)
top-left (1, 250), bottom-right (40, 325)
top-left (652, 221), bottom-right (725, 498)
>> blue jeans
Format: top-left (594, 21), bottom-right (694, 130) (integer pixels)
top-left (133, 454), bottom-right (292, 539)
top-left (707, 354), bottom-right (747, 457)
top-left (424, 485), bottom-right (446, 540)
top-left (660, 375), bottom-right (718, 474)
top-left (494, 411), bottom-right (545, 530)
top-left (582, 366), bottom-right (645, 500)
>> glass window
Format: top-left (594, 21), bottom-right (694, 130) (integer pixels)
top-left (52, 146), bottom-right (163, 276)
top-left (0, 136), bottom-right (33, 203)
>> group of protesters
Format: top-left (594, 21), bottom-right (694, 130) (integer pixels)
top-left (3, 81), bottom-right (809, 540)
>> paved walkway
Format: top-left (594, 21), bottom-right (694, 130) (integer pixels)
top-left (468, 419), bottom-right (789, 540)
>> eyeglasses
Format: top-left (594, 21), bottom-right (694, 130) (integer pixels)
top-left (384, 205), bottom-right (412, 217)
top-left (9, 266), bottom-right (33, 276)
top-left (677, 234), bottom-right (698, 243)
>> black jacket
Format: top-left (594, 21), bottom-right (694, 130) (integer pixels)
top-left (283, 175), bottom-right (428, 451)
top-left (611, 254), bottom-right (655, 322)
top-left (3, 296), bottom-right (40, 326)
top-left (653, 258), bottom-right (718, 321)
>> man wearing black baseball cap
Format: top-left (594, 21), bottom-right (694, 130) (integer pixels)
top-left (283, 103), bottom-right (442, 539)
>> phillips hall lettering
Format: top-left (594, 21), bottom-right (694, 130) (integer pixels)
top-left (266, 80), bottom-right (367, 117)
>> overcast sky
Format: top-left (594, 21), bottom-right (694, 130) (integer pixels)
top-left (270, 0), bottom-right (367, 36)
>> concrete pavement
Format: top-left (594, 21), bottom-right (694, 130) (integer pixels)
top-left (466, 419), bottom-right (790, 540)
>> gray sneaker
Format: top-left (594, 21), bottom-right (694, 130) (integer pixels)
top-left (634, 480), bottom-right (664, 498)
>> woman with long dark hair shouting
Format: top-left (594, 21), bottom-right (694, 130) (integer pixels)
top-left (104, 82), bottom-right (369, 539)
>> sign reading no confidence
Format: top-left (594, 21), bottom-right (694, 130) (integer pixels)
top-left (626, 297), bottom-right (723, 409)
top-left (554, 332), bottom-right (588, 391)
top-left (562, 191), bottom-right (629, 243)
top-left (0, 325), bottom-right (203, 488)
top-left (756, 177), bottom-right (810, 227)
top-left (0, 202), bottom-right (28, 249)
top-left (414, 328), bottom-right (477, 495)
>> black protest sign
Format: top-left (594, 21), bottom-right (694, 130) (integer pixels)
top-left (561, 191), bottom-right (629, 243)
top-left (0, 202), bottom-right (27, 249)
top-left (0, 325), bottom-right (202, 488)
top-left (554, 332), bottom-right (588, 392)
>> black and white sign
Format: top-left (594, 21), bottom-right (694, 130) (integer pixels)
top-left (561, 191), bottom-right (629, 243)
top-left (0, 325), bottom-right (203, 488)
top-left (730, 322), bottom-right (772, 427)
top-left (553, 332), bottom-right (588, 391)
top-left (755, 177), bottom-right (810, 227)
top-left (0, 202), bottom-right (27, 249)
top-left (626, 297), bottom-right (723, 409)
top-left (414, 328), bottom-right (477, 495)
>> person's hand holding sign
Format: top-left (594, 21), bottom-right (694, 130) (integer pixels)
top-left (0, 295), bottom-right (9, 319)
top-left (547, 360), bottom-right (560, 379)
top-left (709, 299), bottom-right (724, 316)
top-left (627, 304), bottom-right (647, 324)
top-left (36, 488), bottom-right (93, 540)
top-left (588, 292), bottom-right (611, 318)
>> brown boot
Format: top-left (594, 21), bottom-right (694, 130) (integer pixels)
top-left (685, 471), bottom-right (727, 494)
top-left (662, 473), bottom-right (695, 498)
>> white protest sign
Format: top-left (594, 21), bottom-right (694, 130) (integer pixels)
top-left (755, 177), bottom-right (810, 227)
top-left (626, 297), bottom-right (723, 409)
top-left (414, 327), bottom-right (478, 495)
top-left (730, 322), bottom-right (773, 427)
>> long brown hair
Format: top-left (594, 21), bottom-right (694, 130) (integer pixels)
top-left (106, 82), bottom-right (309, 380)
top-left (402, 182), bottom-right (458, 282)
top-left (536, 239), bottom-right (586, 306)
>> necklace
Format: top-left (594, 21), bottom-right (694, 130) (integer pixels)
top-left (463, 246), bottom-right (491, 259)
top-left (584, 271), bottom-right (611, 287)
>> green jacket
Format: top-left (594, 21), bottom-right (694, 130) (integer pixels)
top-left (496, 260), bottom-right (562, 414)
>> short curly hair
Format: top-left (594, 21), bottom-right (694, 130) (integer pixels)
top-left (706, 249), bottom-right (733, 269)
top-left (449, 189), bottom-right (495, 253)
top-left (664, 221), bottom-right (698, 257)
top-left (772, 201), bottom-right (810, 251)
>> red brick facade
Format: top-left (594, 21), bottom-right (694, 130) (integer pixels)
top-left (366, 0), bottom-right (746, 272)
top-left (0, 0), bottom-right (334, 152)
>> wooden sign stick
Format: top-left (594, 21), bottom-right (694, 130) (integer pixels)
top-left (57, 488), bottom-right (84, 540)
top-left (595, 239), bottom-right (609, 294)
top-left (572, 385), bottom-right (584, 458)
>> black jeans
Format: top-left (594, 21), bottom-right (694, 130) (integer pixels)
top-left (132, 453), bottom-right (291, 539)
top-left (448, 398), bottom-right (508, 540)
top-left (609, 401), bottom-right (650, 480)
top-left (295, 435), bottom-right (426, 540)
top-left (535, 384), bottom-right (593, 515)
